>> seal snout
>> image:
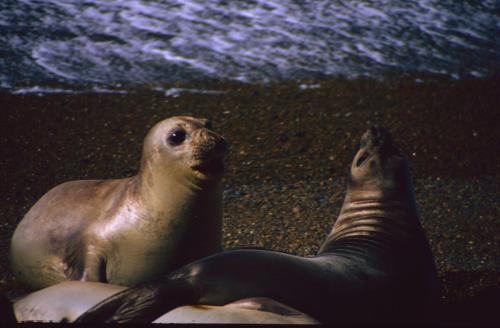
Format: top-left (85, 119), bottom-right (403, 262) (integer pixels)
top-left (192, 129), bottom-right (228, 160)
top-left (190, 128), bottom-right (228, 177)
top-left (360, 126), bottom-right (393, 149)
top-left (357, 126), bottom-right (400, 165)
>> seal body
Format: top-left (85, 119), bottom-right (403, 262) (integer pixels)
top-left (14, 282), bottom-right (126, 322)
top-left (76, 126), bottom-right (439, 324)
top-left (153, 297), bottom-right (319, 324)
top-left (10, 116), bottom-right (227, 290)
top-left (12, 283), bottom-right (317, 324)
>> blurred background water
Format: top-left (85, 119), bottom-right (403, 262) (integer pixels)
top-left (0, 0), bottom-right (498, 92)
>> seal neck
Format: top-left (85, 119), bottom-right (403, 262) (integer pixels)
top-left (135, 155), bottom-right (218, 202)
top-left (127, 157), bottom-right (223, 236)
top-left (319, 188), bottom-right (420, 254)
top-left (119, 162), bottom-right (222, 271)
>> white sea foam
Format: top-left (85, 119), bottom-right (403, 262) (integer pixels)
top-left (0, 0), bottom-right (498, 91)
top-left (11, 86), bottom-right (128, 95)
top-left (299, 84), bottom-right (321, 91)
top-left (162, 87), bottom-right (225, 97)
top-left (11, 86), bottom-right (80, 95)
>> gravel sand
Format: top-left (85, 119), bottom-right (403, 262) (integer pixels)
top-left (1, 76), bottom-right (498, 323)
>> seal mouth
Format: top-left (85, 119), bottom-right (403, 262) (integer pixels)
top-left (192, 157), bottom-right (225, 177)
top-left (191, 136), bottom-right (228, 178)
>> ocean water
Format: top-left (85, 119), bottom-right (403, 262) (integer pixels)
top-left (0, 0), bottom-right (498, 92)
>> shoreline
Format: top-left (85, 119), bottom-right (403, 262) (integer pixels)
top-left (1, 76), bottom-right (498, 311)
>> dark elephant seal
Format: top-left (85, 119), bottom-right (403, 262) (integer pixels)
top-left (10, 116), bottom-right (227, 290)
top-left (75, 126), bottom-right (440, 324)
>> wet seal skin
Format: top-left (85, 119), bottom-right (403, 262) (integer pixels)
top-left (10, 116), bottom-right (228, 290)
top-left (151, 297), bottom-right (319, 324)
top-left (13, 281), bottom-right (127, 322)
top-left (10, 281), bottom-right (318, 323)
top-left (75, 126), bottom-right (440, 324)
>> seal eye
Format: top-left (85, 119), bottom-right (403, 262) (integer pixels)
top-left (167, 129), bottom-right (186, 146)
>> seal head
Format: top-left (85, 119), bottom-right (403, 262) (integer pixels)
top-left (141, 116), bottom-right (227, 183)
top-left (320, 126), bottom-right (421, 250)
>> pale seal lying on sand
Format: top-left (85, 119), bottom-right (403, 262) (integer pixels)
top-left (10, 281), bottom-right (317, 324)
top-left (10, 116), bottom-right (227, 290)
top-left (13, 282), bottom-right (127, 322)
top-left (74, 126), bottom-right (439, 324)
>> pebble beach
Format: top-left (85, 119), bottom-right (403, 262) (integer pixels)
top-left (0, 76), bottom-right (499, 323)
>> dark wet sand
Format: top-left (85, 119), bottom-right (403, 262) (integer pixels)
top-left (1, 76), bottom-right (499, 324)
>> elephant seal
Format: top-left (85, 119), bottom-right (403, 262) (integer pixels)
top-left (76, 126), bottom-right (440, 324)
top-left (10, 282), bottom-right (317, 324)
top-left (152, 297), bottom-right (320, 324)
top-left (14, 281), bottom-right (127, 322)
top-left (10, 116), bottom-right (227, 290)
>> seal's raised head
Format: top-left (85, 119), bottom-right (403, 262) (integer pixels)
top-left (349, 126), bottom-right (412, 200)
top-left (142, 116), bottom-right (228, 181)
top-left (320, 126), bottom-right (421, 252)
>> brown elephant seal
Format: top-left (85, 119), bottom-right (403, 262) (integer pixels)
top-left (10, 116), bottom-right (228, 290)
top-left (75, 126), bottom-right (439, 324)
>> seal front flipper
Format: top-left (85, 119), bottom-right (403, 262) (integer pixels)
top-left (75, 281), bottom-right (196, 323)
